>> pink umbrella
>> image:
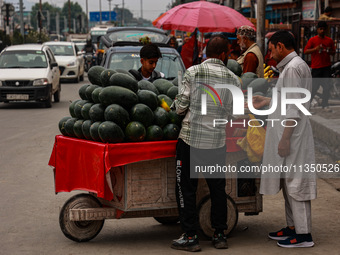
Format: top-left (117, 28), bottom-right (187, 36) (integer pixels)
top-left (153, 1), bottom-right (255, 33)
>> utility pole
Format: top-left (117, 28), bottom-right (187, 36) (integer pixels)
top-left (99, 0), bottom-right (102, 24)
top-left (121, 0), bottom-right (124, 26)
top-left (39, 0), bottom-right (42, 41)
top-left (140, 0), bottom-right (143, 20)
top-left (108, 0), bottom-right (112, 22)
top-left (68, 0), bottom-right (71, 33)
top-left (256, 0), bottom-right (266, 56)
top-left (86, 0), bottom-right (89, 33)
top-left (19, 0), bottom-right (24, 39)
top-left (56, 12), bottom-right (60, 35)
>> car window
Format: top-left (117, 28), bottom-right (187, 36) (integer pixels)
top-left (108, 52), bottom-right (183, 79)
top-left (0, 50), bottom-right (48, 68)
top-left (47, 49), bottom-right (57, 63)
top-left (48, 45), bottom-right (75, 56)
top-left (108, 30), bottom-right (168, 43)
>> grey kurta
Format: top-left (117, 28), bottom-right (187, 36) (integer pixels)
top-left (260, 52), bottom-right (317, 201)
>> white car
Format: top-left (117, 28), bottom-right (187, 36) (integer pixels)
top-left (44, 41), bottom-right (84, 83)
top-left (0, 44), bottom-right (60, 108)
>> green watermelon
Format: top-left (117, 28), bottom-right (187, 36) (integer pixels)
top-left (58, 116), bottom-right (72, 136)
top-left (153, 79), bottom-right (174, 94)
top-left (109, 73), bottom-right (138, 93)
top-left (64, 118), bottom-right (78, 137)
top-left (172, 77), bottom-right (179, 86)
top-left (91, 87), bottom-right (103, 104)
top-left (125, 121), bottom-right (146, 142)
top-left (85, 84), bottom-right (100, 101)
top-left (88, 66), bottom-right (105, 86)
top-left (81, 102), bottom-right (94, 120)
top-left (115, 68), bottom-right (136, 79)
top-left (73, 119), bottom-right (85, 139)
top-left (79, 84), bottom-right (90, 100)
top-left (167, 86), bottom-right (178, 100)
top-left (74, 100), bottom-right (90, 119)
top-left (153, 107), bottom-right (169, 128)
top-left (146, 125), bottom-right (164, 141)
top-left (241, 72), bottom-right (258, 90)
top-left (69, 99), bottom-right (80, 118)
top-left (100, 69), bottom-right (116, 87)
top-left (227, 59), bottom-right (242, 77)
top-left (137, 80), bottom-right (159, 95)
top-left (248, 78), bottom-right (269, 94)
top-left (130, 104), bottom-right (154, 127)
top-left (90, 121), bottom-right (102, 142)
top-left (89, 103), bottom-right (105, 122)
top-left (104, 104), bottom-right (130, 129)
top-left (98, 121), bottom-right (125, 143)
top-left (99, 86), bottom-right (138, 109)
top-left (168, 110), bottom-right (183, 127)
top-left (82, 120), bottom-right (93, 140)
top-left (137, 90), bottom-right (158, 111)
top-left (163, 124), bottom-right (180, 140)
top-left (158, 94), bottom-right (173, 108)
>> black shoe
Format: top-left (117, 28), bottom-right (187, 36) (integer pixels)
top-left (268, 227), bottom-right (296, 240)
top-left (212, 233), bottom-right (228, 249)
top-left (277, 233), bottom-right (314, 248)
top-left (171, 233), bottom-right (201, 252)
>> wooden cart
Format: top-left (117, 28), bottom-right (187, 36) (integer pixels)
top-left (50, 135), bottom-right (262, 242)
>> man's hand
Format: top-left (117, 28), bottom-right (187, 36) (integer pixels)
top-left (278, 137), bottom-right (291, 157)
top-left (251, 95), bottom-right (270, 109)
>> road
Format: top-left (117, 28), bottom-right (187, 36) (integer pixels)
top-left (0, 76), bottom-right (339, 255)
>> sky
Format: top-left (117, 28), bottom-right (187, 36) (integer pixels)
top-left (21, 0), bottom-right (172, 22)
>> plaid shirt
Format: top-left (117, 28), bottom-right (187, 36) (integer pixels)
top-left (175, 58), bottom-right (241, 149)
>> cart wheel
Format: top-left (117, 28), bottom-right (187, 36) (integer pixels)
top-left (59, 194), bottom-right (104, 242)
top-left (154, 216), bottom-right (179, 225)
top-left (198, 194), bottom-right (238, 239)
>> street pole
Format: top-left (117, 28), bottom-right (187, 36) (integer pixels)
top-left (256, 0), bottom-right (266, 56)
top-left (56, 12), bottom-right (60, 36)
top-left (122, 0), bottom-right (124, 26)
top-left (108, 0), bottom-right (112, 22)
top-left (140, 0), bottom-right (143, 20)
top-left (39, 0), bottom-right (42, 41)
top-left (86, 0), bottom-right (88, 33)
top-left (99, 0), bottom-right (102, 25)
top-left (68, 0), bottom-right (71, 33)
top-left (19, 0), bottom-right (24, 39)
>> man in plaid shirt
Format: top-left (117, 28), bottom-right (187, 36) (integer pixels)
top-left (171, 35), bottom-right (241, 252)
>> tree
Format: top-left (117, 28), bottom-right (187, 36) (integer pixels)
top-left (61, 1), bottom-right (85, 33)
top-left (31, 3), bottom-right (61, 34)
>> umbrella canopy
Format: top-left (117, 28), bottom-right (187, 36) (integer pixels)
top-left (153, 1), bottom-right (255, 33)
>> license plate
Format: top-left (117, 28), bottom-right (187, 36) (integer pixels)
top-left (6, 94), bottom-right (29, 100)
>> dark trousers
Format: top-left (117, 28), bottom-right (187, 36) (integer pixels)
top-left (175, 139), bottom-right (228, 236)
top-left (311, 66), bottom-right (332, 108)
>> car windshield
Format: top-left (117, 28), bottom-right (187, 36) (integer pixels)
top-left (108, 52), bottom-right (183, 79)
top-left (108, 30), bottom-right (168, 43)
top-left (0, 50), bottom-right (48, 68)
top-left (48, 45), bottom-right (75, 56)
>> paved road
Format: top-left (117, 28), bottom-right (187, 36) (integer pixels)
top-left (0, 76), bottom-right (339, 255)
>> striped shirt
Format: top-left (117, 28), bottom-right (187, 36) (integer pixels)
top-left (175, 58), bottom-right (241, 149)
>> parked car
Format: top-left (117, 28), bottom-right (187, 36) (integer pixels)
top-left (0, 44), bottom-right (60, 108)
top-left (101, 42), bottom-right (185, 80)
top-left (43, 41), bottom-right (84, 83)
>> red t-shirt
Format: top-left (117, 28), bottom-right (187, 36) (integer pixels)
top-left (304, 35), bottom-right (335, 69)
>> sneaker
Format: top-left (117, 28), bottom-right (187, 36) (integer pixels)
top-left (277, 233), bottom-right (314, 248)
top-left (268, 227), bottom-right (296, 240)
top-left (212, 233), bottom-right (228, 249)
top-left (171, 233), bottom-right (201, 252)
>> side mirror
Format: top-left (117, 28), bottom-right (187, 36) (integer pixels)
top-left (51, 62), bottom-right (58, 69)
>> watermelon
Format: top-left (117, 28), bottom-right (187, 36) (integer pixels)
top-left (100, 69), bottom-right (116, 87)
top-left (241, 72), bottom-right (258, 90)
top-left (168, 110), bottom-right (183, 127)
top-left (85, 84), bottom-right (100, 101)
top-left (99, 86), bottom-right (138, 109)
top-left (82, 120), bottom-right (93, 140)
top-left (163, 124), bottom-right (180, 140)
top-left (125, 121), bottom-right (146, 142)
top-left (88, 66), bottom-right (105, 86)
top-left (146, 125), bottom-right (164, 141)
top-left (130, 104), bottom-right (154, 127)
top-left (153, 107), bottom-right (169, 128)
top-left (69, 99), bottom-right (81, 118)
top-left (90, 121), bottom-right (102, 142)
top-left (167, 86), bottom-right (178, 100)
top-left (172, 77), bottom-right (179, 86)
top-left (153, 79), bottom-right (174, 94)
top-left (158, 94), bottom-right (173, 108)
top-left (227, 59), bottom-right (242, 77)
top-left (109, 73), bottom-right (138, 93)
top-left (81, 102), bottom-right (94, 120)
top-left (64, 118), bottom-right (78, 137)
top-left (115, 68), bottom-right (136, 79)
top-left (74, 100), bottom-right (90, 119)
top-left (58, 116), bottom-right (72, 136)
top-left (137, 80), bottom-right (159, 95)
top-left (91, 87), bottom-right (103, 104)
top-left (73, 119), bottom-right (85, 139)
top-left (79, 84), bottom-right (90, 100)
top-left (98, 121), bottom-right (125, 143)
top-left (137, 90), bottom-right (158, 111)
top-left (89, 103), bottom-right (105, 122)
top-left (104, 104), bottom-right (130, 129)
top-left (248, 78), bottom-right (269, 94)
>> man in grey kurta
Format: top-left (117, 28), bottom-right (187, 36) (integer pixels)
top-left (252, 31), bottom-right (316, 248)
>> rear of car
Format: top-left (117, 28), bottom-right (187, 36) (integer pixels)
top-left (0, 44), bottom-right (60, 107)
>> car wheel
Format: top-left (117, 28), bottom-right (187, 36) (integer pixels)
top-left (54, 83), bottom-right (61, 102)
top-left (44, 90), bottom-right (52, 108)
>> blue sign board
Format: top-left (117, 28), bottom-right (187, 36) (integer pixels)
top-left (90, 11), bottom-right (116, 22)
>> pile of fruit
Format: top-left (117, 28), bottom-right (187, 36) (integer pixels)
top-left (58, 66), bottom-right (183, 143)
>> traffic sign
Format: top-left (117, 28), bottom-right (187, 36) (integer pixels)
top-left (90, 11), bottom-right (116, 22)
top-left (1, 4), bottom-right (15, 17)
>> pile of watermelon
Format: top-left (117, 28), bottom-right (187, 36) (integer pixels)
top-left (58, 66), bottom-right (183, 143)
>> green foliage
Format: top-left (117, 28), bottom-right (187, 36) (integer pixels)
top-left (12, 31), bottom-right (24, 45)
top-left (25, 30), bottom-right (50, 43)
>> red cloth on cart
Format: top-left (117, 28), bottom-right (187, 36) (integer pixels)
top-left (48, 135), bottom-right (177, 201)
